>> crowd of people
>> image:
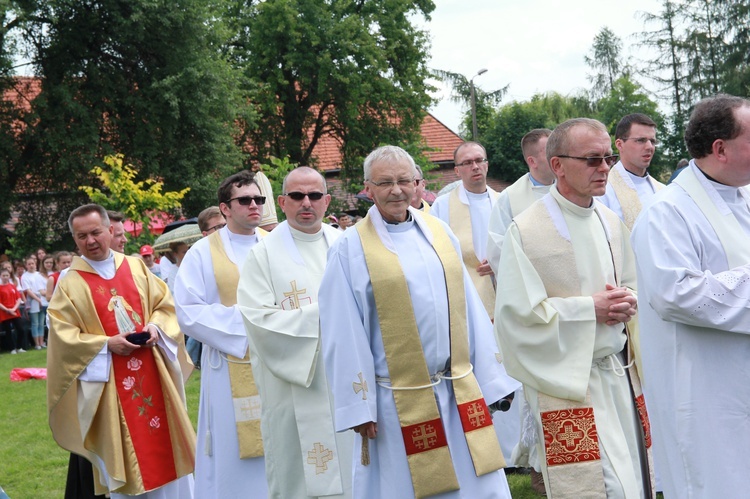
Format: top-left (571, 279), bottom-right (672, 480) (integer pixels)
top-left (33, 93), bottom-right (750, 499)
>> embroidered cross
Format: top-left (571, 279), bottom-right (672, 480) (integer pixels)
top-left (353, 372), bottom-right (368, 400)
top-left (306, 442), bottom-right (334, 475)
top-left (411, 423), bottom-right (438, 450)
top-left (283, 280), bottom-right (307, 310)
top-left (238, 397), bottom-right (261, 420)
top-left (557, 422), bottom-right (584, 450)
top-left (467, 402), bottom-right (486, 428)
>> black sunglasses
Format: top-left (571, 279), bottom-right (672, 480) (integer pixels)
top-left (557, 154), bottom-right (619, 167)
top-left (285, 192), bottom-right (326, 201)
top-left (227, 195), bottom-right (266, 206)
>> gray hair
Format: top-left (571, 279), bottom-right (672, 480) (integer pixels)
top-left (68, 204), bottom-right (110, 233)
top-left (363, 145), bottom-right (417, 181)
top-left (547, 118), bottom-right (608, 163)
top-left (282, 166), bottom-right (327, 194)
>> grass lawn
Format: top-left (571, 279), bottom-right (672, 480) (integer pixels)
top-left (0, 348), bottom-right (536, 497)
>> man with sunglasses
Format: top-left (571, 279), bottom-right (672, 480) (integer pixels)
top-left (631, 95), bottom-right (750, 497)
top-left (238, 167), bottom-right (353, 499)
top-left (599, 113), bottom-right (664, 230)
top-left (495, 118), bottom-right (653, 498)
top-left (174, 170), bottom-right (268, 498)
top-left (431, 141), bottom-right (499, 321)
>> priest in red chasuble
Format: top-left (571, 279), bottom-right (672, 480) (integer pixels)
top-left (47, 204), bottom-right (195, 498)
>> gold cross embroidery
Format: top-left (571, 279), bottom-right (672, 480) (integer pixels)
top-left (352, 372), bottom-right (368, 400)
top-left (467, 402), bottom-right (486, 428)
top-left (283, 280), bottom-right (307, 309)
top-left (411, 423), bottom-right (438, 450)
top-left (306, 442), bottom-right (334, 475)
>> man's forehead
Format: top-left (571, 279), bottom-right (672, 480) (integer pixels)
top-left (371, 159), bottom-right (413, 177)
top-left (456, 144), bottom-right (485, 160)
top-left (232, 182), bottom-right (261, 197)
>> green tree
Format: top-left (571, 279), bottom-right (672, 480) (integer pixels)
top-left (227, 0), bottom-right (435, 180)
top-left (80, 154), bottom-right (190, 248)
top-left (432, 69), bottom-right (508, 140)
top-left (13, 0), bottom-right (248, 251)
top-left (585, 27), bottom-right (625, 100)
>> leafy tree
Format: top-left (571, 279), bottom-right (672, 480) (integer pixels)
top-left (226, 0), bottom-right (435, 180)
top-left (432, 69), bottom-right (508, 140)
top-left (13, 0), bottom-right (248, 251)
top-left (585, 27), bottom-right (625, 100)
top-left (595, 76), bottom-right (663, 135)
top-left (80, 154), bottom-right (190, 248)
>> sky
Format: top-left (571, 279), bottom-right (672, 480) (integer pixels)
top-left (422, 0), bottom-right (664, 133)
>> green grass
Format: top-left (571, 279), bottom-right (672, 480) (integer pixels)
top-left (0, 349), bottom-right (535, 497)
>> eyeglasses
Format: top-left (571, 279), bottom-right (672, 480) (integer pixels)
top-left (206, 223), bottom-right (226, 233)
top-left (367, 178), bottom-right (415, 189)
top-left (285, 192), bottom-right (326, 201)
top-left (622, 137), bottom-right (659, 146)
top-left (226, 195), bottom-right (266, 206)
top-left (456, 158), bottom-right (488, 168)
top-left (557, 154), bottom-right (619, 167)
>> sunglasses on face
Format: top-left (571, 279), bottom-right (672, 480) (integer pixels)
top-left (557, 154), bottom-right (619, 167)
top-left (227, 195), bottom-right (266, 206)
top-left (285, 192), bottom-right (326, 201)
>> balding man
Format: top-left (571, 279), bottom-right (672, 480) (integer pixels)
top-left (495, 119), bottom-right (653, 498)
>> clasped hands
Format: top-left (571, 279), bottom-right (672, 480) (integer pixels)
top-left (594, 283), bottom-right (637, 326)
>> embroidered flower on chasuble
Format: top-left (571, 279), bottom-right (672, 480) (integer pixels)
top-left (123, 376), bottom-right (136, 391)
top-left (150, 416), bottom-right (161, 429)
top-left (541, 408), bottom-right (600, 466)
top-left (127, 357), bottom-right (143, 371)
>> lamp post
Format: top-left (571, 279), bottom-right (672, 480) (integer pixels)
top-left (470, 68), bottom-right (488, 141)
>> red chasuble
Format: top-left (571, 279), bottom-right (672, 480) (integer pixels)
top-left (78, 259), bottom-right (177, 491)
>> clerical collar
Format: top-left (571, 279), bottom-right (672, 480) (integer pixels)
top-left (384, 211), bottom-right (413, 225)
top-left (695, 165), bottom-right (728, 186)
top-left (81, 250), bottom-right (116, 279)
top-left (289, 225), bottom-right (324, 242)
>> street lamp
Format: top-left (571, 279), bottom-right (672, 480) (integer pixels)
top-left (470, 68), bottom-right (488, 141)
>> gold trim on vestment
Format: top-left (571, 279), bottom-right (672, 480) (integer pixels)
top-left (208, 231), bottom-right (264, 459)
top-left (357, 213), bottom-right (503, 498)
top-left (447, 188), bottom-right (497, 319)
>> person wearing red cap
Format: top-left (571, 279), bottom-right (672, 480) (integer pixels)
top-left (139, 245), bottom-right (162, 279)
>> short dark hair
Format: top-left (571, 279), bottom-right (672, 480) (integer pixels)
top-left (68, 204), bottom-right (110, 233)
top-left (521, 129), bottom-right (552, 159)
top-left (198, 206), bottom-right (223, 232)
top-left (615, 113), bottom-right (657, 140)
top-left (217, 170), bottom-right (258, 205)
top-left (453, 141), bottom-right (487, 163)
top-left (685, 94), bottom-right (750, 159)
top-left (107, 210), bottom-right (125, 223)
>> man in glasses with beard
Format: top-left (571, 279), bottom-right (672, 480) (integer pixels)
top-left (173, 170), bottom-right (268, 498)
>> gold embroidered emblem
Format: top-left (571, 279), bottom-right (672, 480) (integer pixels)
top-left (283, 280), bottom-right (307, 309)
top-left (411, 423), bottom-right (438, 450)
top-left (96, 285), bottom-right (107, 296)
top-left (353, 372), bottom-right (368, 400)
top-left (466, 402), bottom-right (487, 428)
top-left (307, 442), bottom-right (334, 474)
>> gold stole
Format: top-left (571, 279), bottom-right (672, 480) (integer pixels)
top-left (208, 231), bottom-right (264, 459)
top-left (516, 201), bottom-right (654, 498)
top-left (609, 167), bottom-right (664, 230)
top-left (357, 213), bottom-right (504, 499)
top-left (447, 187), bottom-right (497, 319)
top-left (419, 199), bottom-right (431, 214)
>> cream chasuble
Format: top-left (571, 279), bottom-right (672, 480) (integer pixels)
top-left (48, 253), bottom-right (195, 496)
top-left (238, 222), bottom-right (352, 498)
top-left (495, 188), bottom-right (653, 498)
top-left (207, 230), bottom-right (264, 459)
top-left (445, 186), bottom-right (499, 319)
top-left (357, 211), bottom-right (504, 498)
